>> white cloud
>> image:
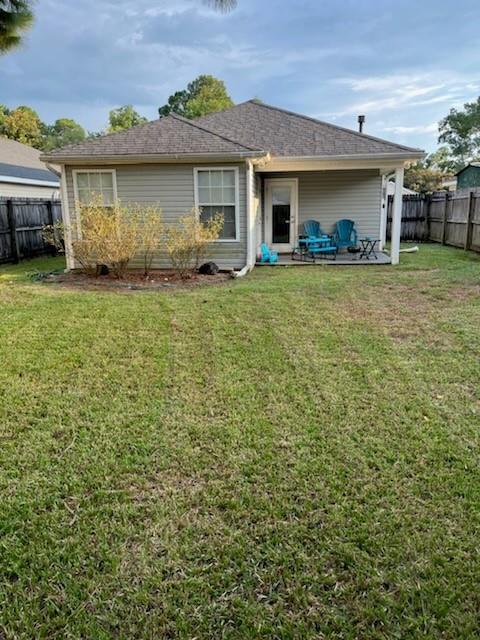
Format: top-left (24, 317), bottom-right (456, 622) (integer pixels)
top-left (382, 123), bottom-right (438, 135)
top-left (330, 72), bottom-right (480, 117)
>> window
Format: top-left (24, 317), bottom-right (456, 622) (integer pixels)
top-left (73, 170), bottom-right (116, 206)
top-left (194, 168), bottom-right (239, 241)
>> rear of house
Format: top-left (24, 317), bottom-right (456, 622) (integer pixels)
top-left (41, 100), bottom-right (424, 271)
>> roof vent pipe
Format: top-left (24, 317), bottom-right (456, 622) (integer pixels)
top-left (358, 115), bottom-right (365, 133)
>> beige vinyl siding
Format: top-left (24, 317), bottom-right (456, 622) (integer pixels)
top-left (265, 169), bottom-right (382, 240)
top-left (65, 163), bottom-right (247, 270)
top-left (0, 182), bottom-right (60, 199)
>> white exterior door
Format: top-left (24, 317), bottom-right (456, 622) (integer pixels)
top-left (265, 178), bottom-right (298, 252)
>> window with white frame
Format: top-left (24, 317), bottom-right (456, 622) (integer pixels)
top-left (74, 170), bottom-right (116, 206)
top-left (195, 168), bottom-right (238, 241)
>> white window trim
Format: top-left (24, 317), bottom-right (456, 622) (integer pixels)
top-left (72, 169), bottom-right (118, 238)
top-left (193, 166), bottom-right (240, 243)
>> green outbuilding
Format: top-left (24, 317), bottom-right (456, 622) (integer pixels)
top-left (456, 162), bottom-right (480, 189)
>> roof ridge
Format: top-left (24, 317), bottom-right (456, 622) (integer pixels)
top-left (243, 99), bottom-right (423, 153)
top-left (171, 113), bottom-right (264, 153)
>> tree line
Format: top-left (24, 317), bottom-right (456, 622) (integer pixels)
top-left (0, 75), bottom-right (233, 152)
top-left (404, 97), bottom-right (480, 192)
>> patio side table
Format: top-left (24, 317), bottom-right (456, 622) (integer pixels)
top-left (358, 237), bottom-right (379, 260)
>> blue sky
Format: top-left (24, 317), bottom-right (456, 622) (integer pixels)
top-left (1, 0), bottom-right (479, 151)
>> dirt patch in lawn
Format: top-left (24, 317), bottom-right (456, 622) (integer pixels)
top-left (336, 282), bottom-right (452, 345)
top-left (42, 269), bottom-right (233, 292)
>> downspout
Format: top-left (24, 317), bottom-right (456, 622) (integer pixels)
top-left (233, 159), bottom-right (256, 278)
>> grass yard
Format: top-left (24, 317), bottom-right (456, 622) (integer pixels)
top-left (0, 245), bottom-right (479, 639)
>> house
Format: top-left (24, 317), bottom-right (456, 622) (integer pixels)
top-left (455, 163), bottom-right (480, 190)
top-left (0, 138), bottom-right (60, 199)
top-left (40, 100), bottom-right (423, 270)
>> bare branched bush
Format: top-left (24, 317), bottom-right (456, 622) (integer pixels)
top-left (42, 221), bottom-right (65, 254)
top-left (134, 206), bottom-right (163, 277)
top-left (72, 198), bottom-right (152, 278)
top-left (165, 209), bottom-right (223, 279)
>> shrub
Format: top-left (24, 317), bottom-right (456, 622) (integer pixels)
top-left (42, 221), bottom-right (65, 255)
top-left (165, 209), bottom-right (223, 279)
top-left (135, 206), bottom-right (163, 277)
top-left (70, 198), bottom-right (162, 278)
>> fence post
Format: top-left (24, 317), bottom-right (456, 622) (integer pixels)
top-left (464, 190), bottom-right (475, 251)
top-left (45, 200), bottom-right (56, 256)
top-left (441, 193), bottom-right (449, 245)
top-left (6, 199), bottom-right (19, 264)
top-left (425, 195), bottom-right (432, 241)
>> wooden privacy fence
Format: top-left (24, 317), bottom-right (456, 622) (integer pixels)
top-left (0, 197), bottom-right (62, 264)
top-left (387, 189), bottom-right (480, 252)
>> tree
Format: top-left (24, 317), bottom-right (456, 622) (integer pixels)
top-left (158, 75), bottom-right (234, 119)
top-left (3, 105), bottom-right (42, 147)
top-left (404, 162), bottom-right (448, 194)
top-left (108, 105), bottom-right (147, 132)
top-left (0, 0), bottom-right (34, 53)
top-left (439, 97), bottom-right (480, 166)
top-left (42, 118), bottom-right (86, 151)
top-left (425, 146), bottom-right (459, 174)
top-left (0, 103), bottom-right (10, 134)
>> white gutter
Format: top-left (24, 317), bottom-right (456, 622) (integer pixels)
top-left (264, 151), bottom-right (425, 162)
top-left (40, 151), bottom-right (266, 165)
top-left (0, 175), bottom-right (59, 187)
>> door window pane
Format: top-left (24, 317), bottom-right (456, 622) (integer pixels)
top-left (272, 204), bottom-right (290, 243)
top-left (272, 187), bottom-right (291, 206)
top-left (271, 185), bottom-right (292, 244)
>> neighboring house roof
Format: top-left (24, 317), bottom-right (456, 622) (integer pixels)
top-left (0, 137), bottom-right (60, 185)
top-left (0, 162), bottom-right (59, 185)
top-left (41, 100), bottom-right (424, 163)
top-left (455, 162), bottom-right (480, 176)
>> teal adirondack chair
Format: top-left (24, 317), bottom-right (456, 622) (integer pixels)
top-left (260, 243), bottom-right (278, 264)
top-left (333, 219), bottom-right (358, 250)
top-left (303, 219), bottom-right (327, 239)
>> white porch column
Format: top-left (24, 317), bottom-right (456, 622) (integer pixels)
top-left (391, 166), bottom-right (404, 265)
top-left (246, 160), bottom-right (256, 268)
top-left (379, 174), bottom-right (388, 251)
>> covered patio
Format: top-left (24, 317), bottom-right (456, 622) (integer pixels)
top-left (250, 162), bottom-right (405, 268)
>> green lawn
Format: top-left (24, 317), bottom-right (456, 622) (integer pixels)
top-left (0, 246), bottom-right (479, 639)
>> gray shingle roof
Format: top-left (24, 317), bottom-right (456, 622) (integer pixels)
top-left (195, 100), bottom-right (423, 157)
top-left (41, 100), bottom-right (423, 162)
top-left (0, 162), bottom-right (59, 184)
top-left (42, 114), bottom-right (262, 160)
